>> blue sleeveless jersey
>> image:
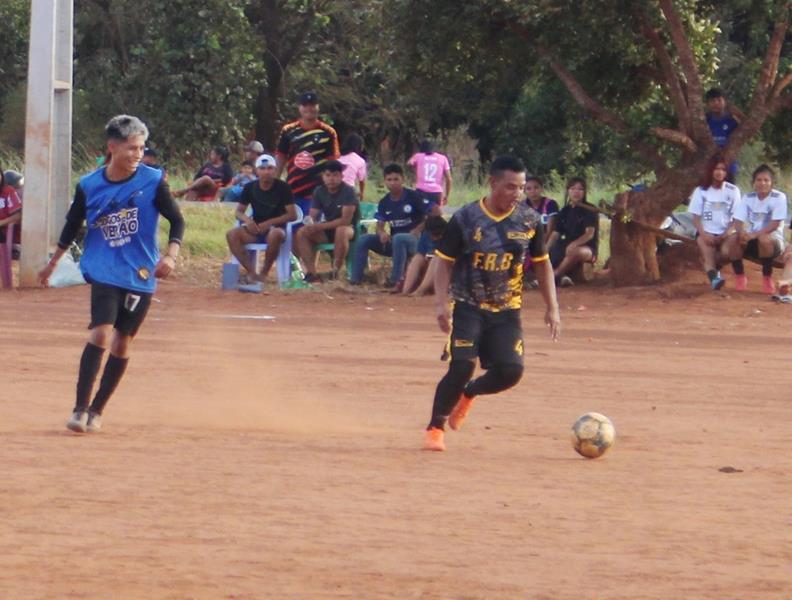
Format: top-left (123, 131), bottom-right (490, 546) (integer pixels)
top-left (79, 165), bottom-right (164, 293)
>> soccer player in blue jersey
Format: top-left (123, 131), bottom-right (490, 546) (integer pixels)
top-left (423, 156), bottom-right (561, 451)
top-left (38, 115), bottom-right (185, 434)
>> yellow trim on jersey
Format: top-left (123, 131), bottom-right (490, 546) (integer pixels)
top-left (479, 198), bottom-right (515, 223)
top-left (435, 250), bottom-right (456, 262)
top-left (530, 253), bottom-right (550, 263)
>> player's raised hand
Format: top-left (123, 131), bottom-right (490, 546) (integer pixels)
top-left (545, 306), bottom-right (561, 342)
top-left (436, 303), bottom-right (451, 333)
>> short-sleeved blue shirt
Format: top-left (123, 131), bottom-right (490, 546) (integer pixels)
top-left (375, 188), bottom-right (433, 236)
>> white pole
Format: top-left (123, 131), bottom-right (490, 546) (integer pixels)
top-left (19, 0), bottom-right (57, 287)
top-left (52, 0), bottom-right (74, 246)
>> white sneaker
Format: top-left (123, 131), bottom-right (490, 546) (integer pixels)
top-left (87, 412), bottom-right (102, 433)
top-left (560, 276), bottom-right (574, 288)
top-left (67, 410), bottom-right (88, 433)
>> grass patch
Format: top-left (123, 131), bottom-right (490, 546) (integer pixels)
top-left (159, 202), bottom-right (236, 259)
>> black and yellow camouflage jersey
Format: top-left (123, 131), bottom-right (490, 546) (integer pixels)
top-left (275, 120), bottom-right (340, 198)
top-left (435, 198), bottom-right (548, 311)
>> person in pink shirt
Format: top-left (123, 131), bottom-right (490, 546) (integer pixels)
top-left (407, 139), bottom-right (452, 206)
top-left (338, 133), bottom-right (367, 201)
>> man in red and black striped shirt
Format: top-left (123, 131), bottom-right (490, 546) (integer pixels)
top-left (275, 92), bottom-right (340, 215)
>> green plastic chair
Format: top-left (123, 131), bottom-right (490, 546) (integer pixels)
top-left (316, 202), bottom-right (378, 274)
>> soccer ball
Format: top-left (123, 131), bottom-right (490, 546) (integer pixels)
top-left (571, 412), bottom-right (615, 459)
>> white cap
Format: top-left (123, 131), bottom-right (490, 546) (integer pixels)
top-left (255, 154), bottom-right (276, 168)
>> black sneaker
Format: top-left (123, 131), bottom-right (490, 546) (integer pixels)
top-left (303, 273), bottom-right (322, 283)
top-left (328, 269), bottom-right (339, 281)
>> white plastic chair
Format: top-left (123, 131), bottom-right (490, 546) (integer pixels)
top-left (231, 205), bottom-right (303, 284)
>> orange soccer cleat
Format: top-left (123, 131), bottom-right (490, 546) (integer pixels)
top-left (423, 427), bottom-right (446, 451)
top-left (448, 393), bottom-right (475, 431)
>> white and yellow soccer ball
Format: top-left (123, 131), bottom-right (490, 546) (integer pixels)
top-left (571, 412), bottom-right (615, 459)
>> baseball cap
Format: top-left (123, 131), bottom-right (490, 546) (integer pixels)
top-left (143, 147), bottom-right (158, 158)
top-left (255, 154), bottom-right (276, 168)
top-left (245, 140), bottom-right (264, 153)
top-left (299, 91), bottom-right (319, 105)
top-left (321, 160), bottom-right (345, 173)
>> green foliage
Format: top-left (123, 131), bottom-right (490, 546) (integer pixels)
top-left (73, 0), bottom-right (265, 158)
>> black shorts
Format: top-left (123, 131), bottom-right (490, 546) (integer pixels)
top-left (447, 302), bottom-right (524, 369)
top-left (89, 283), bottom-right (153, 336)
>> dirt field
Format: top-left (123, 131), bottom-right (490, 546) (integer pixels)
top-left (2, 271), bottom-right (791, 599)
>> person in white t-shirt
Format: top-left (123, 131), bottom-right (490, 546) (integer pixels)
top-left (724, 164), bottom-right (787, 294)
top-left (338, 133), bottom-right (367, 201)
top-left (688, 155), bottom-right (741, 290)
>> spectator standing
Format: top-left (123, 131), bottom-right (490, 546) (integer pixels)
top-left (338, 133), bottom-right (367, 201)
top-left (408, 139), bottom-right (452, 206)
top-left (705, 88), bottom-right (743, 181)
top-left (350, 163), bottom-right (438, 287)
top-left (688, 154), bottom-right (741, 291)
top-left (547, 177), bottom-right (598, 287)
top-left (295, 160), bottom-right (359, 282)
top-left (275, 92), bottom-right (340, 215)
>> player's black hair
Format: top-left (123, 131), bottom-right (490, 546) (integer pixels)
top-left (564, 176), bottom-right (588, 205)
top-left (425, 215), bottom-right (448, 237)
top-left (213, 146), bottom-right (229, 162)
top-left (321, 160), bottom-right (345, 173)
top-left (341, 133), bottom-right (364, 156)
top-left (490, 155), bottom-right (526, 178)
top-left (751, 163), bottom-right (775, 182)
top-left (241, 160), bottom-right (255, 168)
top-left (705, 87), bottom-right (725, 100)
top-left (383, 163), bottom-right (404, 176)
top-left (525, 175), bottom-right (543, 186)
top-left (419, 139), bottom-right (436, 154)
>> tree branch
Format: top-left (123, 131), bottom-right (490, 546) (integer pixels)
top-left (771, 69), bottom-right (792, 99)
top-left (657, 0), bottom-right (709, 143)
top-left (637, 10), bottom-right (691, 134)
top-left (529, 42), bottom-right (668, 173)
top-left (748, 8), bottom-right (790, 113)
top-left (650, 127), bottom-right (697, 152)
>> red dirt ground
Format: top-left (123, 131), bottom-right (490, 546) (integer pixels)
top-left (2, 269), bottom-right (791, 599)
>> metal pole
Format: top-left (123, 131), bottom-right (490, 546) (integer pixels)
top-left (19, 0), bottom-right (57, 287)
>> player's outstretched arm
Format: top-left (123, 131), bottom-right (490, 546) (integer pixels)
top-left (433, 257), bottom-right (454, 333)
top-left (534, 258), bottom-right (561, 341)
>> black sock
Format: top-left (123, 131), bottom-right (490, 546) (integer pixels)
top-left (706, 269), bottom-right (718, 282)
top-left (762, 258), bottom-right (774, 277)
top-left (465, 364), bottom-right (524, 397)
top-left (732, 260), bottom-right (744, 276)
top-left (75, 343), bottom-right (105, 411)
top-left (428, 360), bottom-right (475, 430)
top-left (89, 355), bottom-right (129, 415)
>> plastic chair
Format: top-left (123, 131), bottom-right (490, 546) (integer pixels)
top-left (0, 222), bottom-right (15, 289)
top-left (315, 202), bottom-right (378, 274)
top-left (230, 205), bottom-right (303, 284)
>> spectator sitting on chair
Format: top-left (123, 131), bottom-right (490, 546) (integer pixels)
top-left (173, 146), bottom-right (233, 201)
top-left (225, 154), bottom-right (297, 283)
top-left (338, 133), bottom-right (367, 201)
top-left (0, 169), bottom-right (22, 250)
top-left (723, 164), bottom-right (786, 294)
top-left (688, 154), bottom-right (741, 291)
top-left (221, 160), bottom-right (257, 203)
top-left (401, 215), bottom-right (448, 296)
top-left (547, 177), bottom-right (598, 287)
top-left (349, 163), bottom-right (439, 287)
top-left (295, 160), bottom-right (359, 282)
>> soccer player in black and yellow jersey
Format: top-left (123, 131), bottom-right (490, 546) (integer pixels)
top-left (423, 156), bottom-right (561, 451)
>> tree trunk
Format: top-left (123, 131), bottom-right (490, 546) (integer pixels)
top-left (607, 161), bottom-right (706, 286)
top-left (254, 54), bottom-right (284, 151)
